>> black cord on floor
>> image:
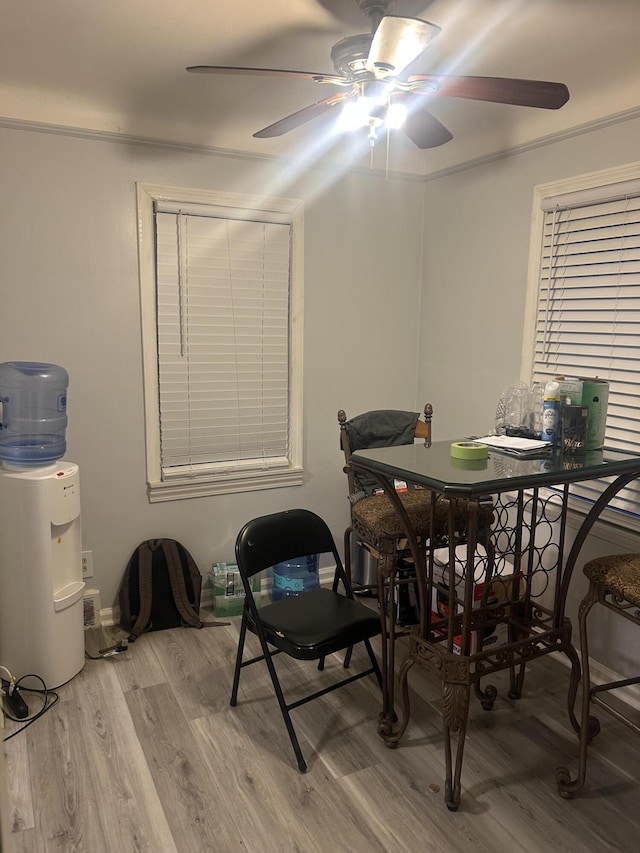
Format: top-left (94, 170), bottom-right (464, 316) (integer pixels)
top-left (3, 640), bottom-right (130, 739)
top-left (85, 638), bottom-right (129, 660)
top-left (2, 674), bottom-right (59, 741)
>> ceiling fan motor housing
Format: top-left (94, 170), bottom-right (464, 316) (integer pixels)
top-left (331, 34), bottom-right (374, 78)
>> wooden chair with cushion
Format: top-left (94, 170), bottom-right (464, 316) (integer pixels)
top-left (338, 405), bottom-right (491, 731)
top-left (338, 404), bottom-right (435, 592)
top-left (557, 552), bottom-right (640, 797)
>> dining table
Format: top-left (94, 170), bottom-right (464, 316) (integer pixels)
top-left (349, 439), bottom-right (640, 810)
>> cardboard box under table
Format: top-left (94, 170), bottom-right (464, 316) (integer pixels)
top-left (430, 545), bottom-right (519, 656)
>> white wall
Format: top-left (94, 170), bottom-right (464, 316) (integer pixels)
top-left (418, 114), bottom-right (640, 674)
top-left (2, 114), bottom-right (638, 678)
top-left (0, 124), bottom-right (425, 608)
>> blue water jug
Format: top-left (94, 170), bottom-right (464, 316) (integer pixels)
top-left (0, 362), bottom-right (69, 467)
top-left (272, 554), bottom-right (319, 601)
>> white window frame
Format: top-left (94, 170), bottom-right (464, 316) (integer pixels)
top-left (521, 160), bottom-right (640, 531)
top-left (137, 183), bottom-right (304, 502)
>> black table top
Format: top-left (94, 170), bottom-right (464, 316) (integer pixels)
top-left (350, 440), bottom-right (640, 496)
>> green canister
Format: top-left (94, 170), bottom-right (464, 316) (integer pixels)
top-left (581, 379), bottom-right (609, 450)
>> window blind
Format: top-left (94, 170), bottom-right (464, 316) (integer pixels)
top-left (531, 183), bottom-right (640, 518)
top-left (154, 208), bottom-right (292, 479)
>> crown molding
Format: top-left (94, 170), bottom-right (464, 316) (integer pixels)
top-left (0, 115), bottom-right (425, 183)
top-left (420, 104), bottom-right (640, 183)
top-left (2, 103), bottom-right (640, 185)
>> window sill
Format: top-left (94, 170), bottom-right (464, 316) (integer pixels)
top-left (147, 467), bottom-right (304, 502)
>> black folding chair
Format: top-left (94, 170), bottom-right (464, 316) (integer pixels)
top-left (230, 508), bottom-right (383, 772)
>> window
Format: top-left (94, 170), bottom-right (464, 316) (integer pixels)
top-left (522, 162), bottom-right (640, 525)
top-left (137, 184), bottom-right (304, 501)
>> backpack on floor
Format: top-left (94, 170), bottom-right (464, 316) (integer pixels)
top-left (119, 538), bottom-right (228, 641)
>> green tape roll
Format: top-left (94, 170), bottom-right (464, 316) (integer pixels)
top-left (450, 455), bottom-right (488, 471)
top-left (450, 441), bottom-right (489, 460)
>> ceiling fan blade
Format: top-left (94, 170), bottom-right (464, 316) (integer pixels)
top-left (395, 94), bottom-right (453, 149)
top-left (407, 75), bottom-right (570, 109)
top-left (187, 65), bottom-right (345, 84)
top-left (253, 92), bottom-right (351, 138)
top-left (366, 15), bottom-right (440, 78)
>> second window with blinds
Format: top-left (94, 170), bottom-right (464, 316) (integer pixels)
top-left (137, 185), bottom-right (304, 501)
top-left (521, 161), bottom-right (640, 526)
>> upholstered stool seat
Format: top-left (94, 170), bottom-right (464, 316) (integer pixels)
top-left (583, 553), bottom-right (640, 607)
top-left (350, 491), bottom-right (435, 550)
top-left (351, 490), bottom-right (493, 555)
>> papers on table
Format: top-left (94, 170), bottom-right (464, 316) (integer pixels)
top-left (474, 434), bottom-right (553, 458)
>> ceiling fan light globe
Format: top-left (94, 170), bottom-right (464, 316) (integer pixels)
top-left (386, 102), bottom-right (407, 128)
top-left (338, 99), bottom-right (371, 130)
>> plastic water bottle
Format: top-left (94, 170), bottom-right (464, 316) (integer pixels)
top-left (0, 362), bottom-right (69, 467)
top-left (541, 380), bottom-right (560, 444)
top-left (272, 555), bottom-right (319, 601)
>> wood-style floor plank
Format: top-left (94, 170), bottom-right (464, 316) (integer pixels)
top-left (5, 660), bottom-right (176, 852)
top-left (124, 681), bottom-right (240, 852)
top-left (3, 616), bottom-right (639, 852)
top-left (3, 716), bottom-right (33, 835)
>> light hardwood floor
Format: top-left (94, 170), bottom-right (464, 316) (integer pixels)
top-left (2, 608), bottom-right (639, 852)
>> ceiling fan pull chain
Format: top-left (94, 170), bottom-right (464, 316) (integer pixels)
top-left (385, 129), bottom-right (390, 180)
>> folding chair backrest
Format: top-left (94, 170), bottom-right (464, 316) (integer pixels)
top-left (235, 509), bottom-right (339, 580)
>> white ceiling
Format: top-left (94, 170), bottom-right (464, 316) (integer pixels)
top-left (1, 0), bottom-right (639, 177)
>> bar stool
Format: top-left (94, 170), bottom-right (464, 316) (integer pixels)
top-left (337, 406), bottom-right (495, 735)
top-left (557, 552), bottom-right (640, 797)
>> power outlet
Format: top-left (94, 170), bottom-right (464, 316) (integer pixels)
top-left (82, 550), bottom-right (94, 579)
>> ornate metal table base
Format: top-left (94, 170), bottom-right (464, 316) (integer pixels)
top-left (384, 613), bottom-right (581, 810)
top-left (348, 443), bottom-right (640, 810)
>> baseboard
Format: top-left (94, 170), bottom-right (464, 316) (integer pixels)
top-left (100, 607), bottom-right (118, 628)
top-left (103, 570), bottom-right (639, 716)
top-left (99, 565), bottom-right (337, 629)
top-left (553, 650), bottom-right (640, 714)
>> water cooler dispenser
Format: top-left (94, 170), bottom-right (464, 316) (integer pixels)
top-left (271, 555), bottom-right (319, 601)
top-left (0, 362), bottom-right (85, 688)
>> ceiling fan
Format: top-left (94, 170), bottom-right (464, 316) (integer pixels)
top-left (187, 0), bottom-right (570, 150)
